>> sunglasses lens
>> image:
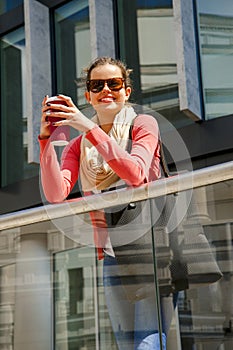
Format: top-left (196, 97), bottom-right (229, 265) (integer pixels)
top-left (88, 80), bottom-right (104, 93)
top-left (87, 78), bottom-right (124, 93)
top-left (108, 78), bottom-right (124, 91)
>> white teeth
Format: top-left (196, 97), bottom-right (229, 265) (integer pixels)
top-left (100, 97), bottom-right (114, 102)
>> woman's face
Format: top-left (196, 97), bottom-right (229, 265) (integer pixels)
top-left (85, 63), bottom-right (131, 115)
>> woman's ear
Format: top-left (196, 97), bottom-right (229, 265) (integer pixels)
top-left (125, 87), bottom-right (131, 100)
top-left (85, 91), bottom-right (91, 103)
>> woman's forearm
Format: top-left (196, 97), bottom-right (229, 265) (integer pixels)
top-left (39, 138), bottom-right (73, 202)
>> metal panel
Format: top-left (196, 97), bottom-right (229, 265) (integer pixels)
top-left (24, 0), bottom-right (52, 163)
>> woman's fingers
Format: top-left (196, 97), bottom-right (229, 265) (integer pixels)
top-left (42, 95), bottom-right (49, 106)
top-left (56, 94), bottom-right (75, 107)
top-left (45, 109), bottom-right (75, 121)
top-left (45, 104), bottom-right (70, 113)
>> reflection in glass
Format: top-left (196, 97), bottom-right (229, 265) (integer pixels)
top-left (51, 180), bottom-right (233, 349)
top-left (137, 6), bottom-right (176, 93)
top-left (136, 1), bottom-right (179, 115)
top-left (54, 246), bottom-right (117, 350)
top-left (174, 183), bottom-right (233, 349)
top-left (0, 264), bottom-right (15, 350)
top-left (0, 27), bottom-right (39, 186)
top-left (196, 0), bottom-right (233, 119)
top-left (116, 0), bottom-right (193, 128)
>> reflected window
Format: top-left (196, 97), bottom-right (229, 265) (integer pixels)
top-left (54, 247), bottom-right (116, 349)
top-left (116, 0), bottom-right (193, 128)
top-left (137, 2), bottom-right (177, 97)
top-left (0, 27), bottom-right (39, 187)
top-left (0, 264), bottom-right (15, 349)
top-left (196, 0), bottom-right (233, 119)
top-left (53, 0), bottom-right (91, 107)
top-left (137, 0), bottom-right (180, 123)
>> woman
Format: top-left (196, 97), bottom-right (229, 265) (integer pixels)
top-left (39, 57), bottom-right (171, 349)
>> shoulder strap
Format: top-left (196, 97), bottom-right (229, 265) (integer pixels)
top-left (129, 118), bottom-right (170, 178)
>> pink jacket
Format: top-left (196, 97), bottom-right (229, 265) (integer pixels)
top-left (39, 114), bottom-right (160, 203)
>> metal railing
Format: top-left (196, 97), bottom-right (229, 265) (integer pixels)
top-left (0, 161), bottom-right (233, 231)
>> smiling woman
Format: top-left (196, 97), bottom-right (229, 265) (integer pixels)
top-left (38, 57), bottom-right (171, 349)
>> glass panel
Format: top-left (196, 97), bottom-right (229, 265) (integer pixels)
top-left (0, 27), bottom-right (39, 187)
top-left (196, 0), bottom-right (233, 120)
top-left (0, 0), bottom-right (23, 15)
top-left (54, 0), bottom-right (91, 107)
top-left (0, 174), bottom-right (232, 349)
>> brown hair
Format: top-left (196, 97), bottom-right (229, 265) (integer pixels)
top-left (83, 56), bottom-right (133, 90)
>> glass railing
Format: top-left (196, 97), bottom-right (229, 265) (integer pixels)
top-left (0, 161), bottom-right (233, 350)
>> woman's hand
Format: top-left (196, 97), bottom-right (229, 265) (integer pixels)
top-left (41, 94), bottom-right (96, 134)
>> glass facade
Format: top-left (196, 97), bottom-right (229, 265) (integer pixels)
top-left (116, 0), bottom-right (233, 124)
top-left (0, 27), bottom-right (39, 187)
top-left (196, 0), bottom-right (233, 120)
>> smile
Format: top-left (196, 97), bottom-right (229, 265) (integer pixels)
top-left (99, 96), bottom-right (115, 103)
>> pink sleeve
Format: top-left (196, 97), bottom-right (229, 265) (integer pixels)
top-left (39, 114), bottom-right (160, 202)
top-left (86, 114), bottom-right (160, 186)
top-left (39, 136), bottom-right (81, 203)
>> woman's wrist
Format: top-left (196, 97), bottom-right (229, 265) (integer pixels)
top-left (39, 134), bottom-right (50, 140)
top-left (82, 120), bottom-right (96, 133)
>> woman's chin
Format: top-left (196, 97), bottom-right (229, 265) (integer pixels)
top-left (95, 102), bottom-right (124, 114)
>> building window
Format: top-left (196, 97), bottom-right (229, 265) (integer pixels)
top-left (196, 0), bottom-right (233, 120)
top-left (0, 27), bottom-right (39, 187)
top-left (115, 0), bottom-right (193, 128)
top-left (53, 0), bottom-right (91, 107)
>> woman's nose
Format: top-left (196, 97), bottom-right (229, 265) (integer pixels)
top-left (102, 82), bottom-right (111, 92)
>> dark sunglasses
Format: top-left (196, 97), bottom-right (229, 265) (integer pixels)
top-left (86, 78), bottom-right (125, 93)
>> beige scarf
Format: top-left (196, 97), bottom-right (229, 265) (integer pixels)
top-left (80, 106), bottom-right (137, 192)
